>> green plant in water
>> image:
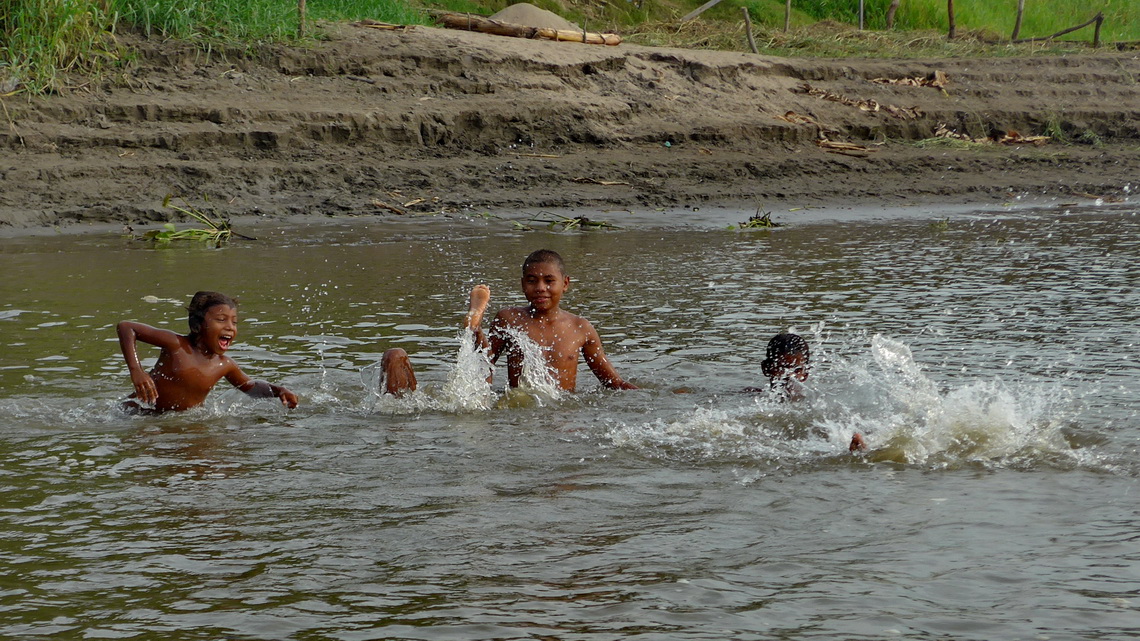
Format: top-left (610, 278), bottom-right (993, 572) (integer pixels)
top-left (729, 208), bottom-right (781, 230)
top-left (140, 195), bottom-right (251, 246)
top-left (929, 217), bottom-right (949, 232)
top-left (531, 213), bottom-right (618, 231)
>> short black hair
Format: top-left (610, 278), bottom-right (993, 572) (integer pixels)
top-left (187, 291), bottom-right (238, 334)
top-left (522, 249), bottom-right (566, 275)
top-left (764, 333), bottom-right (809, 364)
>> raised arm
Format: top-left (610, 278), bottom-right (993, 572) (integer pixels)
top-left (117, 321), bottom-right (181, 405)
top-left (226, 365), bottom-right (298, 409)
top-left (580, 320), bottom-right (638, 390)
top-left (465, 284), bottom-right (492, 353)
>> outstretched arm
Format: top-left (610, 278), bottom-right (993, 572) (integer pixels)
top-left (117, 321), bottom-right (181, 405)
top-left (226, 366), bottom-right (299, 409)
top-left (581, 321), bottom-right (638, 390)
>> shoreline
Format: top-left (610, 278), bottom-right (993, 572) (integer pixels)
top-left (3, 195), bottom-right (1128, 240)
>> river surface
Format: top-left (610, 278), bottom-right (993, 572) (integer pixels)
top-left (1, 203), bottom-right (1137, 640)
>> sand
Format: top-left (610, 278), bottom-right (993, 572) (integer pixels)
top-left (1, 21), bottom-right (1138, 231)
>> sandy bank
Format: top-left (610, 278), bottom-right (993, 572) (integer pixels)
top-left (1, 23), bottom-right (1138, 231)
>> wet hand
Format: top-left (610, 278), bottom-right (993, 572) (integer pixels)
top-left (130, 370), bottom-right (158, 405)
top-left (278, 387), bottom-right (299, 409)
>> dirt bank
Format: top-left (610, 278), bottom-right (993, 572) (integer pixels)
top-left (1, 23), bottom-right (1138, 230)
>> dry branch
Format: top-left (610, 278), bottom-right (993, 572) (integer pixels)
top-left (436, 12), bottom-right (622, 46)
top-left (816, 138), bottom-right (876, 157)
top-left (872, 70), bottom-right (948, 88)
top-left (355, 20), bottom-right (415, 31)
top-left (797, 83), bottom-right (923, 120)
top-left (372, 200), bottom-right (408, 215)
top-left (1012, 12), bottom-right (1104, 45)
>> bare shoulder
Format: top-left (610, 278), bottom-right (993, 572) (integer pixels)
top-left (562, 310), bottom-right (595, 329)
top-left (493, 306), bottom-right (530, 326)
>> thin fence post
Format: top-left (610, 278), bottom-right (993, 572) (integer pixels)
top-left (298, 0), bottom-right (307, 37)
top-left (859, 0), bottom-right (865, 30)
top-left (1093, 12), bottom-right (1103, 47)
top-left (947, 0), bottom-right (956, 39)
top-left (785, 0), bottom-right (791, 32)
top-left (742, 7), bottom-right (759, 53)
top-left (1012, 0), bottom-right (1025, 40)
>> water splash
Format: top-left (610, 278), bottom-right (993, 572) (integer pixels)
top-left (499, 326), bottom-right (563, 403)
top-left (606, 334), bottom-right (1099, 471)
top-left (438, 328), bottom-right (495, 411)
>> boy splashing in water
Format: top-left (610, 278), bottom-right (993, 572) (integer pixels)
top-left (381, 249), bottom-right (637, 395)
top-left (749, 332), bottom-right (867, 452)
top-left (117, 291), bottom-right (298, 412)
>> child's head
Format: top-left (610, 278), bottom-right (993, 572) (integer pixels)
top-left (521, 249), bottom-right (569, 313)
top-left (761, 333), bottom-right (810, 386)
top-left (187, 291), bottom-right (238, 335)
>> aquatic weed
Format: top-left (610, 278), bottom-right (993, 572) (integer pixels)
top-left (136, 195), bottom-right (253, 246)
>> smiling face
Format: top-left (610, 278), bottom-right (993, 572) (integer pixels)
top-left (195, 303), bottom-right (238, 355)
top-left (521, 260), bottom-right (569, 314)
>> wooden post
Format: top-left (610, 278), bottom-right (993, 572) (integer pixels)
top-left (1093, 12), bottom-right (1103, 47)
top-left (886, 0), bottom-right (900, 29)
top-left (785, 0), bottom-right (791, 32)
top-left (1012, 0), bottom-right (1024, 40)
top-left (680, 0), bottom-right (726, 22)
top-left (947, 0), bottom-right (956, 39)
top-left (742, 7), bottom-right (759, 53)
top-left (298, 0), bottom-right (307, 37)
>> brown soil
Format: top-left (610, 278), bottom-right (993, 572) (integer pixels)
top-left (2, 22), bottom-right (1139, 230)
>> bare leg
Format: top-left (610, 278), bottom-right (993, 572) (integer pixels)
top-left (381, 348), bottom-right (417, 397)
top-left (849, 432), bottom-right (868, 452)
top-left (466, 284), bottom-right (490, 332)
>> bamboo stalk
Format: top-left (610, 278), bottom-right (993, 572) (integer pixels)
top-left (436, 12), bottom-right (622, 45)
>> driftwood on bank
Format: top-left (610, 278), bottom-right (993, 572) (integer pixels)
top-left (435, 12), bottom-right (622, 46)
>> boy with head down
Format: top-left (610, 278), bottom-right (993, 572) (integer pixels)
top-left (380, 249), bottom-right (637, 395)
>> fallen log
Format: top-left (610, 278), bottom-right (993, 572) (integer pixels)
top-left (436, 12), bottom-right (622, 46)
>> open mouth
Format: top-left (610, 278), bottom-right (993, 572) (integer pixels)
top-left (219, 336), bottom-right (233, 350)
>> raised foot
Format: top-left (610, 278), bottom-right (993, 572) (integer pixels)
top-left (466, 284), bottom-right (490, 330)
top-left (381, 347), bottom-right (417, 397)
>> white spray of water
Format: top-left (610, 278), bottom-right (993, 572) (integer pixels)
top-left (499, 326), bottom-right (563, 403)
top-left (366, 326), bottom-right (562, 414)
top-left (606, 334), bottom-right (1091, 470)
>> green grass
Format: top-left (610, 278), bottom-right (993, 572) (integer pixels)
top-left (0, 0), bottom-right (118, 93)
top-left (790, 0), bottom-right (1138, 42)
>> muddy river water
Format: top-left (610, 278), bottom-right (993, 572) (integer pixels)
top-left (1, 203), bottom-right (1137, 640)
